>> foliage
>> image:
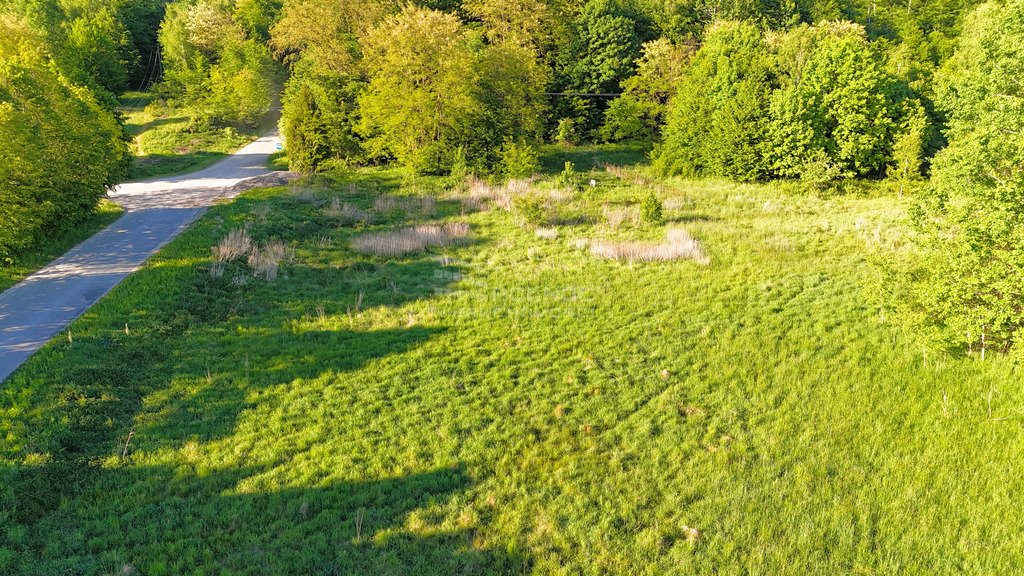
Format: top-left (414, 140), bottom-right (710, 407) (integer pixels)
top-left (553, 0), bottom-right (648, 134)
top-left (0, 15), bottom-right (130, 262)
top-left (655, 20), bottom-right (773, 181)
top-left (158, 0), bottom-right (281, 125)
top-left (909, 0), bottom-right (1024, 355)
top-left (64, 7), bottom-right (138, 95)
top-left (888, 106), bottom-right (928, 195)
top-left (498, 140), bottom-right (541, 179)
top-left (357, 6), bottom-right (480, 174)
top-left (766, 23), bottom-right (902, 179)
top-left (639, 190), bottom-right (663, 223)
top-left (601, 38), bottom-right (691, 142)
top-left (555, 117), bottom-right (581, 146)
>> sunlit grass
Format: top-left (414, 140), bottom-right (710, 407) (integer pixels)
top-left (1, 153), bottom-right (1021, 574)
top-left (119, 92), bottom-right (275, 180)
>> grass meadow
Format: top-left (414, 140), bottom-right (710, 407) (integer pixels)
top-left (2, 148), bottom-right (1023, 574)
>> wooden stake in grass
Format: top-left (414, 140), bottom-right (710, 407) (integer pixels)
top-left (355, 507), bottom-right (365, 542)
top-left (121, 428), bottom-right (136, 458)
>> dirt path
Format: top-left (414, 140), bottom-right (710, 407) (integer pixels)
top-left (0, 131), bottom-right (283, 383)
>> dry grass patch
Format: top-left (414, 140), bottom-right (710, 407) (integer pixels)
top-left (587, 228), bottom-right (710, 264)
top-left (602, 204), bottom-right (641, 229)
top-left (210, 228), bottom-right (294, 280)
top-left (535, 227), bottom-right (559, 240)
top-left (212, 228), bottom-right (253, 262)
top-left (463, 178), bottom-right (552, 212)
top-left (248, 240), bottom-right (294, 281)
top-left (351, 223), bottom-right (471, 257)
top-left (373, 195), bottom-right (436, 216)
top-left (324, 197), bottom-right (371, 224)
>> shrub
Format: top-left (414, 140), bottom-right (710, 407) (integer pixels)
top-left (640, 191), bottom-right (663, 224)
top-left (555, 118), bottom-right (581, 146)
top-left (512, 194), bottom-right (548, 226)
top-left (498, 140), bottom-right (540, 179)
top-left (557, 161), bottom-right (582, 190)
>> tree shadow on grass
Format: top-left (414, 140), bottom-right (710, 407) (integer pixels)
top-left (124, 115), bottom-right (186, 137)
top-left (1, 253), bottom-right (464, 531)
top-left (8, 462), bottom-right (530, 574)
top-left (0, 178), bottom-right (506, 572)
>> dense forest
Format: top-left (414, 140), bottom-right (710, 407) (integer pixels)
top-left (2, 0), bottom-right (1024, 353)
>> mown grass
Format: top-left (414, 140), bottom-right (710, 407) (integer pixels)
top-left (119, 91), bottom-right (275, 181)
top-left (0, 199), bottom-right (123, 292)
top-left (1, 151), bottom-right (1022, 575)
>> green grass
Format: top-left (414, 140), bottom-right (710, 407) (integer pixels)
top-left (0, 200), bottom-right (123, 292)
top-left (2, 155), bottom-right (1022, 574)
top-left (267, 150), bottom-right (289, 171)
top-left (120, 91), bottom-right (276, 181)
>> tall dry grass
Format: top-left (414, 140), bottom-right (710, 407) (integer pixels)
top-left (248, 240), bottom-right (294, 281)
top-left (602, 204), bottom-right (641, 229)
top-left (373, 195), bottom-right (436, 216)
top-left (212, 229), bottom-right (253, 262)
top-left (210, 228), bottom-right (294, 280)
top-left (324, 197), bottom-right (371, 224)
top-left (587, 228), bottom-right (710, 264)
top-left (351, 223), bottom-right (471, 256)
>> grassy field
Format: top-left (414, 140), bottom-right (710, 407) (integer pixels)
top-left (120, 92), bottom-right (276, 181)
top-left (0, 200), bottom-right (123, 293)
top-left (1, 148), bottom-right (1022, 575)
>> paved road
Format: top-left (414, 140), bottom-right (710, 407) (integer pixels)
top-left (0, 131), bottom-right (282, 383)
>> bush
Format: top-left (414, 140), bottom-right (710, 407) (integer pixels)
top-left (655, 21), bottom-right (772, 181)
top-left (557, 161), bottom-right (582, 190)
top-left (640, 191), bottom-right (663, 224)
top-left (555, 118), bottom-right (581, 146)
top-left (280, 59), bottom-right (364, 172)
top-left (498, 140), bottom-right (540, 179)
top-left (512, 194), bottom-right (548, 226)
top-left (0, 19), bottom-right (130, 261)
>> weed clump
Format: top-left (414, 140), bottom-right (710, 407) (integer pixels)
top-left (512, 194), bottom-right (549, 226)
top-left (248, 240), bottom-right (293, 281)
top-left (210, 228), bottom-right (293, 280)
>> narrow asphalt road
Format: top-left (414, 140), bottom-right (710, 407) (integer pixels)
top-left (0, 131), bottom-right (282, 383)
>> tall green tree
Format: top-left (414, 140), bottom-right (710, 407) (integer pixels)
top-left (766, 22), bottom-right (901, 180)
top-left (911, 0), bottom-right (1024, 355)
top-left (357, 6), bottom-right (482, 174)
top-left (655, 20), bottom-right (773, 181)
